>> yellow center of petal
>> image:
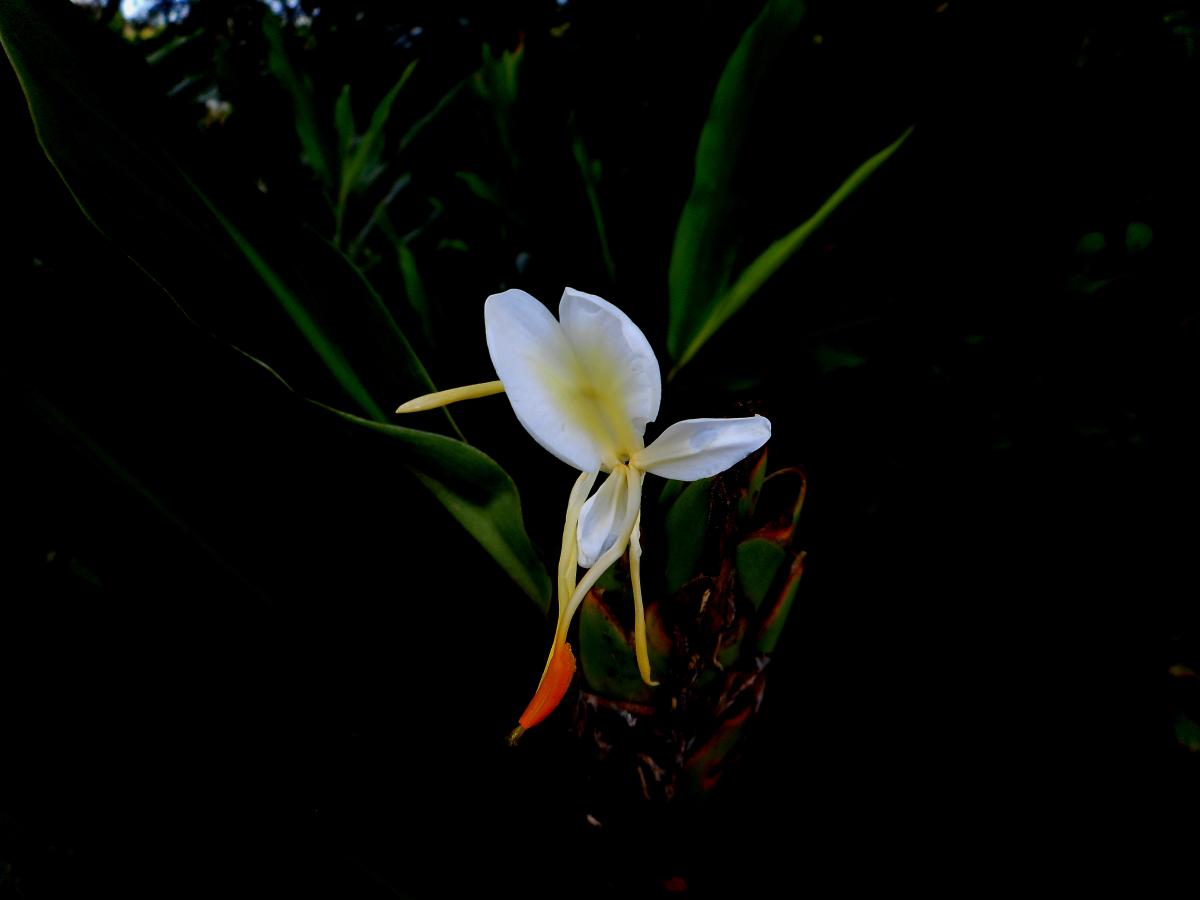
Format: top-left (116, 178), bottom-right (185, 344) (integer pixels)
top-left (537, 353), bottom-right (642, 469)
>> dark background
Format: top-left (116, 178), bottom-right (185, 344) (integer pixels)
top-left (3, 1), bottom-right (1197, 895)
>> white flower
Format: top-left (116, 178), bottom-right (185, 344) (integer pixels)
top-left (397, 287), bottom-right (771, 735)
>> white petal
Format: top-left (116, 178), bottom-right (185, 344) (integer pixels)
top-left (558, 288), bottom-right (662, 444)
top-left (484, 289), bottom-right (605, 472)
top-left (634, 415), bottom-right (771, 481)
top-left (576, 468), bottom-right (633, 568)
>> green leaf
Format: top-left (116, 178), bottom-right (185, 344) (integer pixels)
top-left (667, 0), bottom-right (807, 367)
top-left (664, 478), bottom-right (712, 593)
top-left (682, 704), bottom-right (753, 793)
top-left (1, 0), bottom-right (441, 423)
top-left (757, 467), bottom-right (808, 544)
top-left (335, 62), bottom-right (417, 244)
top-left (569, 115), bottom-right (616, 284)
top-left (659, 478), bottom-right (686, 510)
top-left (814, 344), bottom-right (867, 373)
top-left (715, 615), bottom-right (747, 670)
top-left (333, 83), bottom-right (356, 169)
top-left (1, 0), bottom-right (551, 605)
top-left (1176, 715), bottom-right (1200, 752)
top-left (1125, 221), bottom-right (1153, 254)
top-left (475, 42), bottom-right (523, 168)
top-left (397, 75), bottom-right (469, 154)
top-left (263, 13), bottom-right (333, 189)
top-left (736, 538), bottom-right (787, 610)
top-left (1075, 231), bottom-right (1107, 255)
top-left (194, 188), bottom-right (386, 420)
top-left (396, 241), bottom-right (435, 347)
top-left (578, 590), bottom-right (653, 702)
top-left (737, 449), bottom-right (769, 522)
top-left (756, 552), bottom-right (805, 654)
top-left (325, 410), bottom-right (552, 609)
top-left (670, 126), bottom-right (913, 376)
top-left (346, 61), bottom-right (417, 194)
top-left (455, 170), bottom-right (505, 208)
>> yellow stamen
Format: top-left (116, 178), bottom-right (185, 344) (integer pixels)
top-left (629, 511), bottom-right (659, 687)
top-left (511, 465), bottom-right (652, 734)
top-left (395, 380), bottom-right (505, 413)
top-left (531, 469), bottom-right (596, 688)
top-left (558, 470), bottom-right (598, 619)
top-left (561, 465), bottom-right (644, 631)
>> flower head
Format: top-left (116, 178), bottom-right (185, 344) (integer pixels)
top-left (398, 288), bottom-right (770, 736)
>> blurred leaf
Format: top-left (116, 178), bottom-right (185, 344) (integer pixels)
top-left (475, 41), bottom-right (523, 168)
top-left (736, 538), bottom-right (786, 610)
top-left (342, 75), bottom-right (466, 254)
top-left (456, 170), bottom-right (505, 207)
top-left (757, 467), bottom-right (807, 544)
top-left (333, 84), bottom-right (355, 170)
top-left (664, 478), bottom-right (712, 593)
top-left (0, 0), bottom-right (441, 422)
top-left (395, 241), bottom-right (435, 347)
top-left (682, 704), bottom-right (753, 793)
top-left (397, 74), bottom-right (469, 154)
top-left (1175, 714), bottom-right (1200, 752)
top-left (335, 62), bottom-right (416, 244)
top-left (1076, 231), bottom-right (1107, 255)
top-left (814, 344), bottom-right (867, 373)
top-left (359, 62), bottom-right (417, 176)
top-left (756, 551), bottom-right (804, 654)
top-left (737, 449), bottom-right (769, 523)
top-left (670, 126), bottom-right (913, 376)
top-left (348, 172), bottom-right (412, 258)
top-left (569, 115), bottom-right (616, 284)
top-left (0, 0), bottom-right (552, 606)
top-left (263, 13), bottom-right (332, 189)
top-left (667, 0), bottom-right (806, 369)
top-left (1125, 221), bottom-right (1153, 253)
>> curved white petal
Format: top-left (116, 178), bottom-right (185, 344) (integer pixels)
top-left (484, 289), bottom-right (605, 472)
top-left (559, 288), bottom-right (662, 446)
top-left (576, 467), bottom-right (634, 568)
top-left (635, 415), bottom-right (771, 481)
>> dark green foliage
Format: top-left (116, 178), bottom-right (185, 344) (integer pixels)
top-left (4, 0), bottom-right (1198, 894)
top-left (0, 0), bottom-right (550, 607)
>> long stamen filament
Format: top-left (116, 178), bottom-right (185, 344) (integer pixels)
top-left (629, 511), bottom-right (658, 687)
top-left (532, 469), bottom-right (597, 686)
top-left (515, 465), bottom-right (647, 735)
top-left (395, 380), bottom-right (505, 413)
top-left (558, 470), bottom-right (598, 617)
top-left (560, 465), bottom-right (645, 637)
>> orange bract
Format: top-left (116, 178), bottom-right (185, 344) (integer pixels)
top-left (518, 642), bottom-right (577, 729)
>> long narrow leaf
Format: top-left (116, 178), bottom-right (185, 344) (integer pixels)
top-left (334, 84), bottom-right (355, 169)
top-left (0, 0), bottom-right (547, 604)
top-left (397, 76), bottom-right (469, 153)
top-left (670, 126), bottom-right (913, 376)
top-left (326, 408), bottom-right (552, 610)
top-left (341, 60), bottom-right (417, 200)
top-left (263, 13), bottom-right (333, 189)
top-left (569, 115), bottom-right (616, 285)
top-left (667, 0), bottom-right (806, 363)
